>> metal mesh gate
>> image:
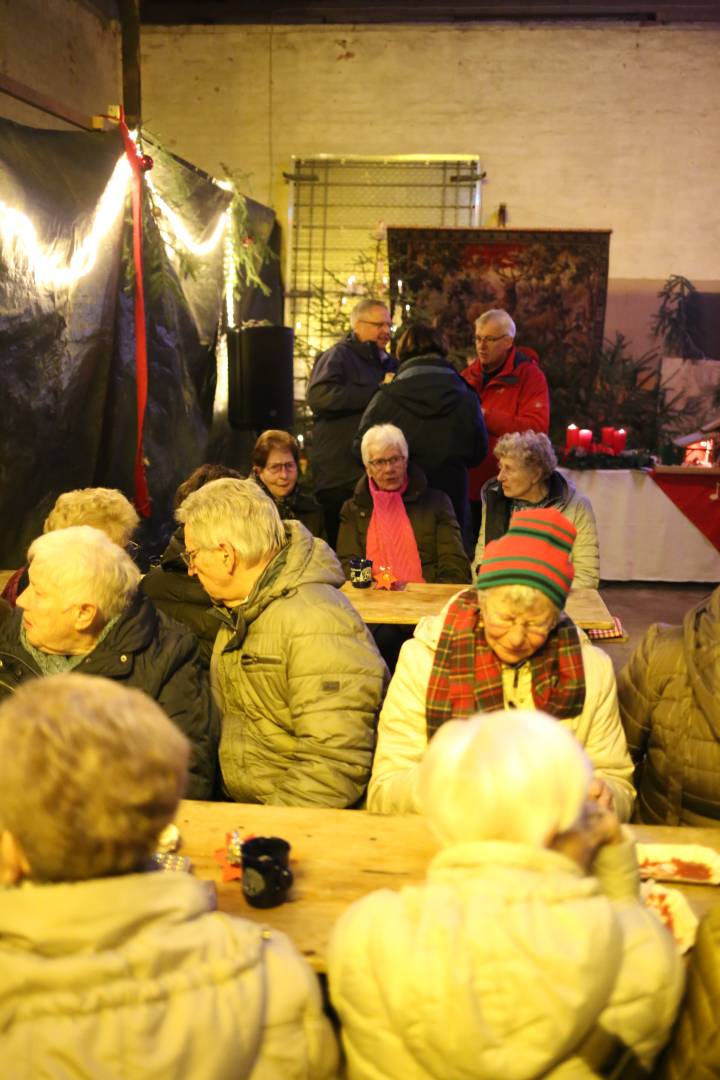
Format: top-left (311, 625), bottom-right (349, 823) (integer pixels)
top-left (286, 156), bottom-right (482, 394)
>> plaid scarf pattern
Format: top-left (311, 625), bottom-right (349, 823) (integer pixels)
top-left (426, 589), bottom-right (586, 738)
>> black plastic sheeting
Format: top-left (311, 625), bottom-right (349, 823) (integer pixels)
top-left (0, 117), bottom-right (281, 565)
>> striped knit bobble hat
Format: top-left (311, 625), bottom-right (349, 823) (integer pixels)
top-left (476, 507), bottom-right (576, 609)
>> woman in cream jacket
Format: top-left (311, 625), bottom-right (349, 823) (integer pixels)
top-left (329, 710), bottom-right (683, 1080)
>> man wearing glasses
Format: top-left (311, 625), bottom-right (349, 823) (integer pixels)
top-left (307, 298), bottom-right (396, 547)
top-left (462, 309), bottom-right (550, 538)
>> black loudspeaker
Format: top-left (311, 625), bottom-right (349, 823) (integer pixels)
top-left (684, 293), bottom-right (720, 360)
top-left (227, 326), bottom-right (295, 429)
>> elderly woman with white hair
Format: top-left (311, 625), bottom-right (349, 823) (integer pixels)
top-left (0, 525), bottom-right (218, 798)
top-left (368, 507), bottom-right (635, 819)
top-left (474, 430), bottom-right (600, 586)
top-left (329, 709), bottom-right (683, 1080)
top-left (0, 675), bottom-right (338, 1080)
top-left (337, 423), bottom-right (471, 585)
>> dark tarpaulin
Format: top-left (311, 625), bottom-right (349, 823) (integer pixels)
top-left (0, 118), bottom-right (279, 565)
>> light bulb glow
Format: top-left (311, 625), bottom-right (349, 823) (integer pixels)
top-left (145, 173), bottom-right (228, 256)
top-left (0, 155), bottom-right (131, 287)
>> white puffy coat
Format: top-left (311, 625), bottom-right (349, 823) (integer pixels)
top-left (328, 838), bottom-right (683, 1080)
top-left (368, 601), bottom-right (635, 820)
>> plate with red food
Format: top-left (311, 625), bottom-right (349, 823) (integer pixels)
top-left (636, 843), bottom-right (720, 885)
top-left (640, 881), bottom-right (698, 953)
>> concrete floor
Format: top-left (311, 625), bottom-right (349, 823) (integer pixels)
top-left (598, 582), bottom-right (714, 674)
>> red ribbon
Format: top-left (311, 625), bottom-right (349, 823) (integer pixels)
top-left (118, 109), bottom-right (151, 517)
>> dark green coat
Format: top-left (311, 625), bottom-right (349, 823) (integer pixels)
top-left (0, 595), bottom-right (219, 799)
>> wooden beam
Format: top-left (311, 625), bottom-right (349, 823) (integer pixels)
top-left (0, 73), bottom-right (94, 130)
top-left (119, 0), bottom-right (142, 127)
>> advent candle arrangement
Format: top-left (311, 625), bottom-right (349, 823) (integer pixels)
top-left (565, 424), bottom-right (628, 455)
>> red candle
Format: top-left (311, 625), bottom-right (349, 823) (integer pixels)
top-left (578, 428), bottom-right (593, 451)
top-left (613, 428), bottom-right (627, 453)
top-left (566, 424), bottom-right (580, 450)
top-left (601, 426), bottom-right (615, 447)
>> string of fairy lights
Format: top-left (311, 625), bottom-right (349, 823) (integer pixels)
top-left (0, 147), bottom-right (235, 325)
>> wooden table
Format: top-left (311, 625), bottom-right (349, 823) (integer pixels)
top-left (340, 581), bottom-right (616, 631)
top-left (175, 801), bottom-right (720, 971)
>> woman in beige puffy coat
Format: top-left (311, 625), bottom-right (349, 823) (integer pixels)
top-left (0, 675), bottom-right (338, 1080)
top-left (618, 586), bottom-right (720, 825)
top-left (329, 710), bottom-right (683, 1080)
top-left (474, 430), bottom-right (599, 586)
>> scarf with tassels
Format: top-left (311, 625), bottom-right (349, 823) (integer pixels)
top-left (366, 476), bottom-right (425, 583)
top-left (425, 589), bottom-right (586, 738)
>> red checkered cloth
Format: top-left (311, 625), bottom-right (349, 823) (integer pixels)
top-left (425, 588), bottom-right (587, 738)
top-left (585, 616), bottom-right (627, 643)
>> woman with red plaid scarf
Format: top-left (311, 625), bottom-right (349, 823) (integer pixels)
top-left (367, 507), bottom-right (635, 820)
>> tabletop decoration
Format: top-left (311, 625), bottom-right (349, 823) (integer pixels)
top-left (212, 830), bottom-right (250, 882)
top-left (373, 565), bottom-right (398, 590)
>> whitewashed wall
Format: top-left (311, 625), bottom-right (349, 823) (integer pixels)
top-left (0, 0), bottom-right (120, 130)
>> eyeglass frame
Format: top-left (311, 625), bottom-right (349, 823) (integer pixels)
top-left (358, 318), bottom-right (392, 329)
top-left (180, 545), bottom-right (220, 568)
top-left (482, 602), bottom-right (557, 640)
top-left (475, 332), bottom-right (509, 345)
top-left (367, 453), bottom-right (406, 470)
top-left (262, 460), bottom-right (298, 476)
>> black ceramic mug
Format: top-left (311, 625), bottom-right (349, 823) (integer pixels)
top-left (241, 836), bottom-right (294, 909)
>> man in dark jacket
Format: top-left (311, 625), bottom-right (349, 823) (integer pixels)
top-left (0, 525), bottom-right (218, 798)
top-left (307, 297), bottom-right (396, 546)
top-left (355, 323), bottom-right (487, 549)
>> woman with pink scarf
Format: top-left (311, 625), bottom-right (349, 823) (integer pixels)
top-left (337, 423), bottom-right (470, 668)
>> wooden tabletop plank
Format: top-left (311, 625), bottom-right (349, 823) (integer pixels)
top-left (340, 582), bottom-right (615, 630)
top-left (175, 802), bottom-right (720, 971)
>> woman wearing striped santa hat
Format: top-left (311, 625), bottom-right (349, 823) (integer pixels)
top-left (368, 506), bottom-right (635, 820)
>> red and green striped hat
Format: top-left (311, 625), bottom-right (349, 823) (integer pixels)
top-left (476, 507), bottom-right (576, 609)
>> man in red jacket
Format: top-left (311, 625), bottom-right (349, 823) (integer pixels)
top-left (462, 309), bottom-right (550, 539)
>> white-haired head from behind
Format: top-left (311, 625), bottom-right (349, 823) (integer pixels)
top-left (419, 709), bottom-right (592, 850)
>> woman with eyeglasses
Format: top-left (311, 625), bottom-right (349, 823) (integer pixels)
top-left (250, 430), bottom-right (325, 538)
top-left (354, 323), bottom-right (487, 551)
top-left (337, 423), bottom-right (470, 670)
top-left (368, 507), bottom-right (635, 820)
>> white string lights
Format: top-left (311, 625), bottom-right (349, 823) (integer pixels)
top-left (0, 154), bottom-right (131, 288)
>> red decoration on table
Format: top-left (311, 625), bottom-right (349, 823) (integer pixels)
top-left (612, 428), bottom-right (627, 453)
top-left (578, 428), bottom-right (593, 451)
top-left (117, 108), bottom-right (151, 517)
top-left (374, 566), bottom-right (398, 590)
top-left (565, 424), bottom-right (580, 451)
top-left (651, 470), bottom-right (720, 552)
top-left (213, 844), bottom-right (243, 882)
top-left (139, 153), bottom-right (154, 172)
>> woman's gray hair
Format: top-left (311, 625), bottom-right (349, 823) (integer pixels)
top-left (176, 477), bottom-right (286, 567)
top-left (419, 709), bottom-right (591, 849)
top-left (475, 309), bottom-right (516, 338)
top-left (494, 431), bottom-right (557, 481)
top-left (0, 675), bottom-right (188, 882)
top-left (28, 526), bottom-right (141, 623)
top-left (43, 487), bottom-right (139, 548)
top-left (360, 424), bottom-right (409, 467)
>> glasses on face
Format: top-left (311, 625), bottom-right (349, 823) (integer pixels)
top-left (475, 333), bottom-right (508, 345)
top-left (180, 546), bottom-right (216, 568)
top-left (264, 460), bottom-right (297, 476)
top-left (368, 454), bottom-right (405, 470)
top-left (484, 608), bottom-right (556, 639)
top-left (359, 319), bottom-right (392, 329)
